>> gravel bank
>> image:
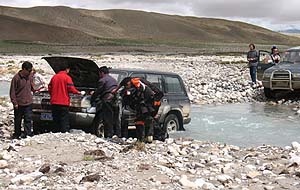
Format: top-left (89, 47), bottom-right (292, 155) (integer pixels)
top-left (0, 132), bottom-right (300, 190)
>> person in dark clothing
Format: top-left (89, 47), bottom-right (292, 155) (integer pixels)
top-left (271, 46), bottom-right (281, 63)
top-left (48, 63), bottom-right (80, 133)
top-left (247, 43), bottom-right (259, 86)
top-left (10, 61), bottom-right (34, 139)
top-left (91, 66), bottom-right (119, 138)
top-left (118, 77), bottom-right (163, 143)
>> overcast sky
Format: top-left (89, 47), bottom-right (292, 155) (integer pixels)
top-left (0, 0), bottom-right (299, 31)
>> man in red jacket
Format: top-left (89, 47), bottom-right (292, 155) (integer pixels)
top-left (48, 63), bottom-right (80, 133)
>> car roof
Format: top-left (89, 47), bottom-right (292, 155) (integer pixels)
top-left (287, 46), bottom-right (300, 51)
top-left (110, 68), bottom-right (180, 76)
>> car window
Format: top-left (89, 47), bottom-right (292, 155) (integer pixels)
top-left (146, 74), bottom-right (163, 90)
top-left (283, 51), bottom-right (300, 64)
top-left (130, 73), bottom-right (145, 79)
top-left (110, 71), bottom-right (128, 82)
top-left (164, 76), bottom-right (184, 94)
top-left (259, 51), bottom-right (272, 64)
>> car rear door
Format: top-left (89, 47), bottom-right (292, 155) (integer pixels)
top-left (257, 50), bottom-right (275, 81)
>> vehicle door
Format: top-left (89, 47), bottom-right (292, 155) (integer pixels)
top-left (162, 75), bottom-right (189, 110)
top-left (257, 50), bottom-right (275, 81)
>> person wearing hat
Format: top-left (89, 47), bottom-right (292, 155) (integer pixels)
top-left (271, 46), bottom-right (281, 63)
top-left (90, 66), bottom-right (119, 138)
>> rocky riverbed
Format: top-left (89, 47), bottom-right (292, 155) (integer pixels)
top-left (1, 132), bottom-right (300, 190)
top-left (2, 54), bottom-right (300, 189)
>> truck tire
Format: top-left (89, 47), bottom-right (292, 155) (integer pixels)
top-left (264, 87), bottom-right (275, 98)
top-left (164, 114), bottom-right (179, 133)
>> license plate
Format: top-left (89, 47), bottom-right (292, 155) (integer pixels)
top-left (40, 113), bottom-right (53, 121)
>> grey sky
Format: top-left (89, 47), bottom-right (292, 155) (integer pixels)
top-left (0, 0), bottom-right (299, 30)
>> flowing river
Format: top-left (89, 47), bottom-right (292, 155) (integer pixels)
top-left (171, 103), bottom-right (300, 147)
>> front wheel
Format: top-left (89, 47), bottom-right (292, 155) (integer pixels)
top-left (164, 114), bottom-right (179, 133)
top-left (264, 87), bottom-right (275, 98)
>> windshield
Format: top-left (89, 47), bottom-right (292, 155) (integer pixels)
top-left (282, 51), bottom-right (300, 64)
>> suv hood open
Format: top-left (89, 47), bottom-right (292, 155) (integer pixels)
top-left (43, 57), bottom-right (99, 89)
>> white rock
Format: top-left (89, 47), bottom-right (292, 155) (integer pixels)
top-left (202, 182), bottom-right (216, 190)
top-left (194, 178), bottom-right (206, 187)
top-left (291, 141), bottom-right (300, 151)
top-left (179, 175), bottom-right (198, 189)
top-left (0, 160), bottom-right (8, 169)
top-left (216, 174), bottom-right (232, 183)
top-left (289, 155), bottom-right (300, 165)
top-left (76, 136), bottom-right (86, 142)
top-left (167, 145), bottom-right (180, 156)
top-left (165, 138), bottom-right (174, 144)
top-left (95, 138), bottom-right (105, 144)
top-left (0, 150), bottom-right (11, 160)
top-left (11, 171), bottom-right (43, 184)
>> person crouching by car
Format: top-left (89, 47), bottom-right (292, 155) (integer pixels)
top-left (90, 66), bottom-right (119, 138)
top-left (48, 63), bottom-right (81, 133)
top-left (10, 61), bottom-right (34, 139)
top-left (247, 43), bottom-right (259, 87)
top-left (117, 77), bottom-right (163, 143)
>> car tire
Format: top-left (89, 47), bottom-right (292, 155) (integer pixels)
top-left (94, 120), bottom-right (105, 138)
top-left (164, 114), bottom-right (179, 133)
top-left (264, 87), bottom-right (275, 98)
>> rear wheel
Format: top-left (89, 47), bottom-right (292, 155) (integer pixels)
top-left (164, 114), bottom-right (179, 133)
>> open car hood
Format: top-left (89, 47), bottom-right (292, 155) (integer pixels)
top-left (43, 57), bottom-right (99, 88)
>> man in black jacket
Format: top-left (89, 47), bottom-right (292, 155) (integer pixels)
top-left (91, 66), bottom-right (119, 138)
top-left (118, 77), bottom-right (163, 143)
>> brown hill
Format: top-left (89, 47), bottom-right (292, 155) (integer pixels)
top-left (0, 6), bottom-right (298, 45)
top-left (0, 14), bottom-right (96, 44)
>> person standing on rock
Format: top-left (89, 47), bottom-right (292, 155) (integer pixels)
top-left (247, 43), bottom-right (259, 87)
top-left (48, 63), bottom-right (81, 133)
top-left (90, 66), bottom-right (119, 138)
top-left (9, 61), bottom-right (34, 139)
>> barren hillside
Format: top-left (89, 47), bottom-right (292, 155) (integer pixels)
top-left (0, 6), bottom-right (298, 45)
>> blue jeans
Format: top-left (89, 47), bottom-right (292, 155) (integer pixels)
top-left (249, 66), bottom-right (257, 84)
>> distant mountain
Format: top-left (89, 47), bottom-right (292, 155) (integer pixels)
top-left (0, 6), bottom-right (298, 45)
top-left (278, 29), bottom-right (300, 34)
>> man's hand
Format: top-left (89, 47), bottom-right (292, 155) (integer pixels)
top-left (80, 91), bottom-right (86, 96)
top-left (14, 104), bottom-right (18, 109)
